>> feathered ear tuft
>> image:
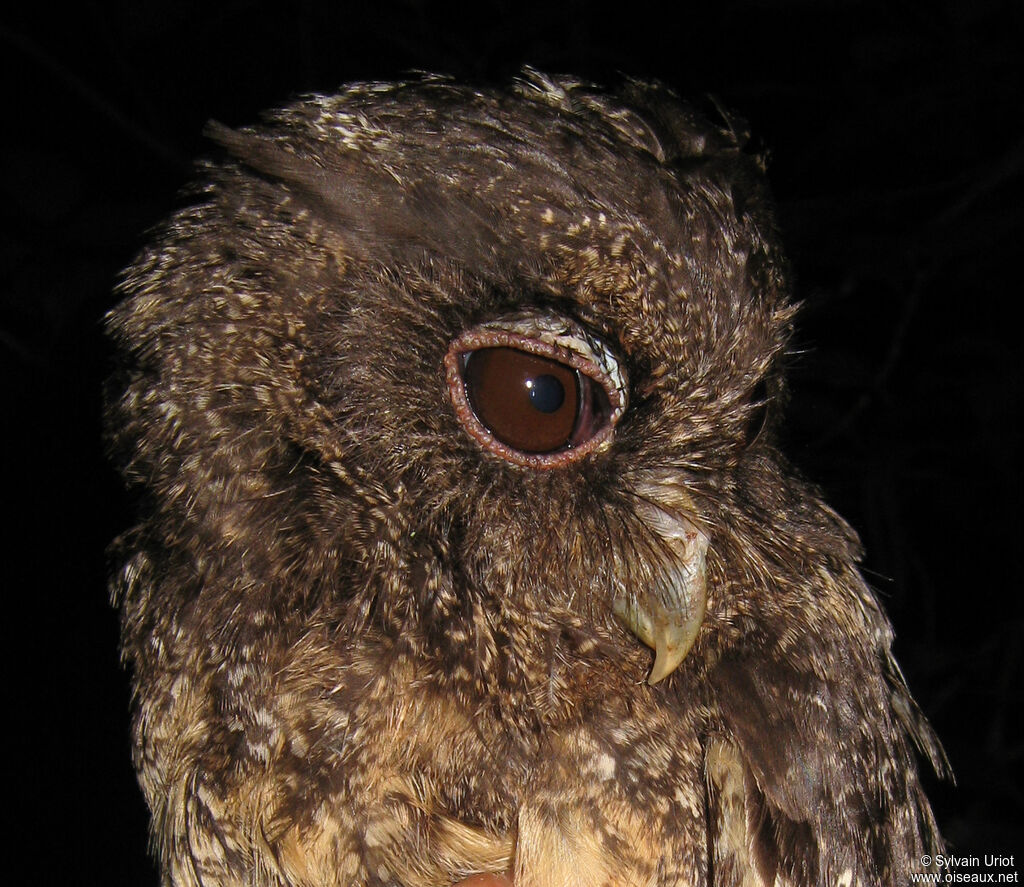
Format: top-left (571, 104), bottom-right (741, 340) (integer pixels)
top-left (204, 119), bottom-right (533, 286)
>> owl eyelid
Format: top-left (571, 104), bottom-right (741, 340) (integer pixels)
top-left (444, 314), bottom-right (628, 469)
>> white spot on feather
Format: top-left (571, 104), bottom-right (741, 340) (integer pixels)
top-left (595, 753), bottom-right (616, 780)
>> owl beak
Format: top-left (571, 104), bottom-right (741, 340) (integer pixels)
top-left (613, 505), bottom-right (709, 684)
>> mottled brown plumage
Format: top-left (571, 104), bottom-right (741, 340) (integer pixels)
top-left (107, 71), bottom-right (945, 887)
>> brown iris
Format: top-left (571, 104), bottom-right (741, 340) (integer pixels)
top-left (445, 318), bottom-right (625, 468)
top-left (464, 348), bottom-right (579, 452)
top-left (462, 346), bottom-right (617, 455)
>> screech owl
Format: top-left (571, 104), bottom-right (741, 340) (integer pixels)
top-left (107, 71), bottom-right (946, 887)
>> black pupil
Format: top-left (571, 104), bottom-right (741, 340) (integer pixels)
top-left (527, 374), bottom-right (566, 413)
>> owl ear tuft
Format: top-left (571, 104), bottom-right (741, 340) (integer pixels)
top-left (204, 120), bottom-right (522, 282)
top-left (205, 121), bottom-right (300, 179)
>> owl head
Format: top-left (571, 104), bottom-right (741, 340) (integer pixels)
top-left (109, 71), bottom-right (807, 699)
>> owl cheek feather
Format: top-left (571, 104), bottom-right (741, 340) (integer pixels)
top-left (613, 496), bottom-right (710, 683)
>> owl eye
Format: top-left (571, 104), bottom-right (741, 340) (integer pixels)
top-left (445, 314), bottom-right (628, 469)
top-left (462, 347), bottom-right (611, 454)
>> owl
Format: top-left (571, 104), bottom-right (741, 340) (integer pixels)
top-left (107, 71), bottom-right (946, 887)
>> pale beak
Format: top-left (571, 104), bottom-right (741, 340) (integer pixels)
top-left (613, 502), bottom-right (709, 683)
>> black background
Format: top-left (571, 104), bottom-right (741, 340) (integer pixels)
top-left (3, 1), bottom-right (1021, 882)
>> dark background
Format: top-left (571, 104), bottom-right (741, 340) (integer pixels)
top-left (3, 1), bottom-right (1021, 882)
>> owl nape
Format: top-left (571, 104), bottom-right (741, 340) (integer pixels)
top-left (108, 71), bottom-right (945, 887)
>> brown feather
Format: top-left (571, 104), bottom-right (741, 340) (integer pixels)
top-left (108, 70), bottom-right (944, 887)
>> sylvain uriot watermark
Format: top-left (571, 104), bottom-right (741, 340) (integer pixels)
top-left (911, 855), bottom-right (1019, 884)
